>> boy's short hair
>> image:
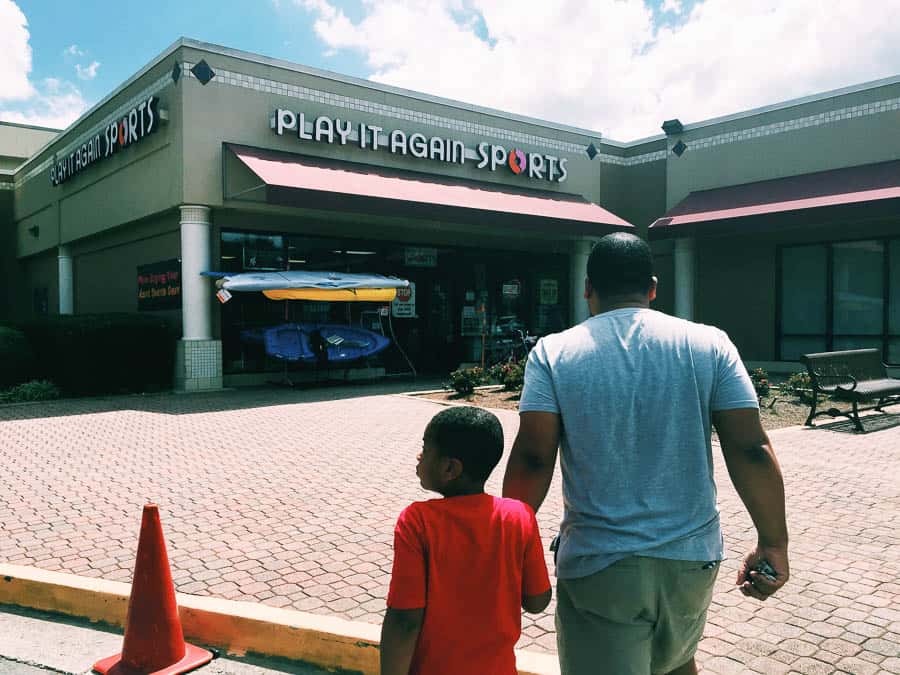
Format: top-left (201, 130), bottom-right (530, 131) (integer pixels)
top-left (425, 406), bottom-right (504, 483)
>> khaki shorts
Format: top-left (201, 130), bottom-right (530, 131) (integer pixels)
top-left (556, 556), bottom-right (719, 675)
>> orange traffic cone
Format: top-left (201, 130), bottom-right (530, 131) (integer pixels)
top-left (93, 504), bottom-right (213, 675)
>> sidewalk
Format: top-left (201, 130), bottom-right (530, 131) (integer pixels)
top-left (0, 607), bottom-right (333, 675)
top-left (1, 386), bottom-right (899, 672)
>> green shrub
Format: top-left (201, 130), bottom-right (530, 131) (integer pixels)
top-left (19, 313), bottom-right (177, 396)
top-left (782, 372), bottom-right (813, 401)
top-left (449, 366), bottom-right (484, 396)
top-left (749, 367), bottom-right (770, 397)
top-left (0, 326), bottom-right (35, 389)
top-left (490, 358), bottom-right (525, 391)
top-left (0, 380), bottom-right (61, 404)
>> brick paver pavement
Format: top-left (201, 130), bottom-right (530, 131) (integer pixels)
top-left (1, 386), bottom-right (898, 673)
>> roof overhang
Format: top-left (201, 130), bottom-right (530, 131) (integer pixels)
top-left (224, 144), bottom-right (632, 236)
top-left (649, 159), bottom-right (900, 239)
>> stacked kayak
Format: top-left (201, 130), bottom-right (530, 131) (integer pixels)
top-left (241, 323), bottom-right (391, 363)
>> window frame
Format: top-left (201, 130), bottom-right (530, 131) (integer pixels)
top-left (776, 235), bottom-right (898, 364)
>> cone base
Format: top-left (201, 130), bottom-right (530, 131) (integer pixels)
top-left (93, 642), bottom-right (213, 675)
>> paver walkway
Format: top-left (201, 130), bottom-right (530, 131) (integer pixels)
top-left (1, 386), bottom-right (898, 674)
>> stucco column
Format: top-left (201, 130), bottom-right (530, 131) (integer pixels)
top-left (570, 239), bottom-right (594, 326)
top-left (179, 205), bottom-right (212, 340)
top-left (174, 205), bottom-right (221, 392)
top-left (674, 237), bottom-right (696, 321)
top-left (57, 245), bottom-right (74, 315)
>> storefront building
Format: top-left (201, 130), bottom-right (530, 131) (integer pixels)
top-left (1, 38), bottom-right (898, 390)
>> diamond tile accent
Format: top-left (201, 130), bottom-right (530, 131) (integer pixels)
top-left (172, 62), bottom-right (182, 84)
top-left (586, 143), bottom-right (598, 160)
top-left (191, 60), bottom-right (216, 86)
top-left (672, 140), bottom-right (688, 157)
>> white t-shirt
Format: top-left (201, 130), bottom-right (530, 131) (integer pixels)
top-left (519, 308), bottom-right (759, 579)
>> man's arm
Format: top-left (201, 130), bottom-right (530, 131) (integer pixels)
top-left (502, 411), bottom-right (561, 513)
top-left (380, 607), bottom-right (424, 675)
top-left (713, 408), bottom-right (789, 601)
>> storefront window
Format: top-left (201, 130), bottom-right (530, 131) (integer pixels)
top-left (779, 236), bottom-right (900, 363)
top-left (781, 245), bottom-right (826, 334)
top-left (833, 241), bottom-right (883, 335)
top-left (218, 229), bottom-right (568, 375)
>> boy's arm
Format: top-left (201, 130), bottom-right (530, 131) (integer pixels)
top-left (520, 507), bottom-right (552, 614)
top-left (380, 607), bottom-right (424, 675)
top-left (383, 505), bottom-right (428, 674)
top-left (522, 589), bottom-right (552, 614)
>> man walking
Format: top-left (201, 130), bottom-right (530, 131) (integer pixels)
top-left (503, 233), bottom-right (788, 675)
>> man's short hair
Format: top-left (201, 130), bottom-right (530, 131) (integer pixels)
top-left (425, 406), bottom-right (504, 483)
top-left (587, 233), bottom-right (655, 296)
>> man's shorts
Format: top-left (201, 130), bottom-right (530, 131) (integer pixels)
top-left (556, 556), bottom-right (719, 675)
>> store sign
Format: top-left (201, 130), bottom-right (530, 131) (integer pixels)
top-left (50, 96), bottom-right (162, 186)
top-left (404, 247), bottom-right (438, 268)
top-left (272, 109), bottom-right (569, 183)
top-left (539, 279), bottom-right (559, 305)
top-left (137, 259), bottom-right (181, 311)
top-left (392, 281), bottom-right (416, 318)
top-left (502, 279), bottom-right (522, 298)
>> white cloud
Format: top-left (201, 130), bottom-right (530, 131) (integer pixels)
top-left (75, 60), bottom-right (101, 80)
top-left (296, 0), bottom-right (900, 140)
top-left (64, 44), bottom-right (84, 57)
top-left (0, 0), bottom-right (36, 102)
top-left (0, 78), bottom-right (88, 129)
top-left (661, 0), bottom-right (682, 13)
top-left (0, 2), bottom-right (88, 129)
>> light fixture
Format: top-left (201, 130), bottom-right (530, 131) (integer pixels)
top-left (330, 250), bottom-right (377, 255)
top-left (288, 259), bottom-right (307, 264)
top-left (221, 255), bottom-right (237, 260)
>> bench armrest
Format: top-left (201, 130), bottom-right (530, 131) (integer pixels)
top-left (811, 371), bottom-right (858, 392)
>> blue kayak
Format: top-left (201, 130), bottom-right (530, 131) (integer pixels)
top-left (241, 323), bottom-right (391, 363)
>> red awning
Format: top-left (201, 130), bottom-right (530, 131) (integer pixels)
top-left (228, 145), bottom-right (632, 233)
top-left (649, 159), bottom-right (900, 238)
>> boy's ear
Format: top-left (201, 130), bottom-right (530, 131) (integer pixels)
top-left (445, 457), bottom-right (464, 481)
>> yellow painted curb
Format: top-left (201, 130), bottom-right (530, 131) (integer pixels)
top-left (0, 564), bottom-right (559, 675)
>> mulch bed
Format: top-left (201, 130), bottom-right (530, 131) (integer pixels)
top-left (416, 388), bottom-right (815, 432)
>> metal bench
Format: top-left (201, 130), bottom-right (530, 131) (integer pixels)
top-left (801, 348), bottom-right (900, 432)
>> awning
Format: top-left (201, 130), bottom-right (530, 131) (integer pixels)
top-left (649, 159), bottom-right (900, 238)
top-left (226, 144), bottom-right (632, 235)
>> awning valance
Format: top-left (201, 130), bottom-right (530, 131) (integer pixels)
top-left (649, 159), bottom-right (900, 239)
top-left (226, 144), bottom-right (632, 235)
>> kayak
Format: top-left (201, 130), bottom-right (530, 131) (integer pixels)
top-left (241, 323), bottom-right (391, 363)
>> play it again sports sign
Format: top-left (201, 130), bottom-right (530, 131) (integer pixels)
top-left (50, 96), bottom-right (163, 186)
top-left (272, 109), bottom-right (569, 183)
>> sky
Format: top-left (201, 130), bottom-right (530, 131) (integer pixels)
top-left (2, 0), bottom-right (900, 141)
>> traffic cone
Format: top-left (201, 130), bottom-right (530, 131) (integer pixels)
top-left (93, 504), bottom-right (213, 675)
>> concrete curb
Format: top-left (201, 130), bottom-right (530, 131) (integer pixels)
top-left (0, 564), bottom-right (560, 675)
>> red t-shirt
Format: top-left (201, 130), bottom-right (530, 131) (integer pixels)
top-left (387, 493), bottom-right (551, 675)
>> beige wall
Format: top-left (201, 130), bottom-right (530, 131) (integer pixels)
top-left (664, 81), bottom-right (900, 210)
top-left (695, 216), bottom-right (900, 360)
top-left (0, 123), bottom-right (58, 170)
top-left (74, 214), bottom-right (180, 319)
top-left (177, 44), bottom-right (605, 213)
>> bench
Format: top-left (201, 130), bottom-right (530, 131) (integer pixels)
top-left (801, 348), bottom-right (900, 431)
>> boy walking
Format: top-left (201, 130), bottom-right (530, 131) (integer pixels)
top-left (381, 406), bottom-right (552, 675)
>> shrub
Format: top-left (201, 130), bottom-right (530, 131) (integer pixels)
top-left (0, 326), bottom-right (35, 389)
top-left (19, 313), bottom-right (177, 396)
top-left (0, 380), bottom-right (61, 404)
top-left (749, 367), bottom-right (770, 397)
top-left (491, 358), bottom-right (526, 391)
top-left (449, 366), bottom-right (484, 396)
top-left (782, 372), bottom-right (813, 401)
